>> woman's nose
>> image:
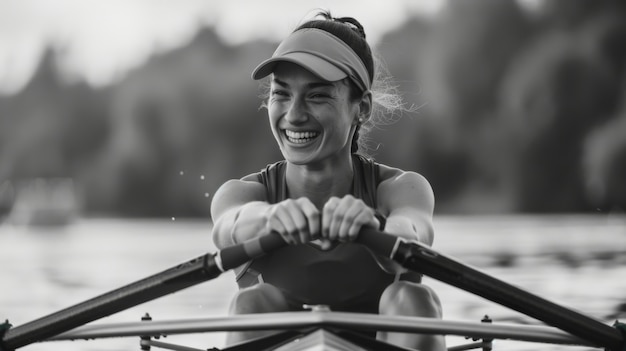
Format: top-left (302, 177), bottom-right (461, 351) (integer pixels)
top-left (285, 98), bottom-right (308, 124)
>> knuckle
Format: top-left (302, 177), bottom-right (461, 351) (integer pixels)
top-left (273, 203), bottom-right (289, 214)
top-left (357, 210), bottom-right (371, 221)
top-left (266, 216), bottom-right (277, 226)
top-left (342, 195), bottom-right (358, 204)
top-left (296, 197), bottom-right (310, 205)
top-left (268, 205), bottom-right (280, 215)
top-left (296, 221), bottom-right (308, 232)
top-left (344, 212), bottom-right (357, 221)
top-left (323, 203), bottom-right (335, 213)
top-left (307, 210), bottom-right (320, 220)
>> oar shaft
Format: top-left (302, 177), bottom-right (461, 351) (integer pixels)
top-left (357, 228), bottom-right (624, 351)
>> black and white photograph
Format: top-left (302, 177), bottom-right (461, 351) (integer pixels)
top-left (1, 1), bottom-right (625, 350)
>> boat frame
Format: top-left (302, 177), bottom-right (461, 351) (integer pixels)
top-left (45, 310), bottom-right (598, 351)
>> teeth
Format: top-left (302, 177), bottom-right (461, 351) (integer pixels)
top-left (285, 130), bottom-right (319, 143)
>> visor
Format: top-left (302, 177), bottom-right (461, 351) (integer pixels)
top-left (252, 28), bottom-right (371, 92)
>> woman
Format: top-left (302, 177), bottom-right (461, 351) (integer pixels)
top-left (210, 11), bottom-right (445, 351)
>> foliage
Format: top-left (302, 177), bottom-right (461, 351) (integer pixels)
top-left (1, 0), bottom-right (625, 216)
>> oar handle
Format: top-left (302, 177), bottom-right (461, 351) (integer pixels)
top-left (216, 226), bottom-right (404, 271)
top-left (354, 226), bottom-right (402, 258)
top-left (216, 228), bottom-right (401, 271)
top-left (217, 231), bottom-right (286, 271)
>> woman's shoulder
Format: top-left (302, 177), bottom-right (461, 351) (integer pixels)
top-left (212, 177), bottom-right (265, 203)
top-left (376, 163), bottom-right (434, 204)
top-left (241, 173), bottom-right (261, 182)
top-left (375, 163), bottom-right (434, 215)
top-left (356, 154), bottom-right (432, 191)
top-left (377, 162), bottom-right (430, 188)
top-left (212, 160), bottom-right (287, 208)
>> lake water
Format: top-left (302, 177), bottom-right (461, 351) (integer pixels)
top-left (1, 215), bottom-right (625, 351)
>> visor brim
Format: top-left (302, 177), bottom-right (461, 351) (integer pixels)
top-left (252, 52), bottom-right (348, 82)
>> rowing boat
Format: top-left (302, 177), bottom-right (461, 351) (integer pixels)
top-left (1, 228), bottom-right (624, 351)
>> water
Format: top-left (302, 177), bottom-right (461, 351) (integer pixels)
top-left (1, 215), bottom-right (625, 351)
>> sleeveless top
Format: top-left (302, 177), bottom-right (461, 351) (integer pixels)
top-left (235, 154), bottom-right (418, 309)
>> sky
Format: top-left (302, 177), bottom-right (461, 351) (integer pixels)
top-left (0, 0), bottom-right (443, 94)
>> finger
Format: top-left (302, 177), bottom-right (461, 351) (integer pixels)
top-left (337, 204), bottom-right (362, 242)
top-left (267, 213), bottom-right (294, 245)
top-left (332, 195), bottom-right (358, 241)
top-left (328, 208), bottom-right (344, 242)
top-left (347, 211), bottom-right (374, 241)
top-left (322, 197), bottom-right (339, 240)
top-left (298, 198), bottom-right (320, 240)
top-left (272, 203), bottom-right (302, 245)
top-left (283, 203), bottom-right (309, 244)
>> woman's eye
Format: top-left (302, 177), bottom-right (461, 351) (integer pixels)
top-left (310, 93), bottom-right (329, 99)
top-left (271, 90), bottom-right (289, 97)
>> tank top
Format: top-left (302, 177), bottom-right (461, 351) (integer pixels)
top-left (235, 154), bottom-right (404, 309)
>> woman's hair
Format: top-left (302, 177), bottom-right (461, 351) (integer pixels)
top-left (262, 10), bottom-right (408, 156)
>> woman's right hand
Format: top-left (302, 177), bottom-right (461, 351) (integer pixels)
top-left (265, 197), bottom-right (321, 245)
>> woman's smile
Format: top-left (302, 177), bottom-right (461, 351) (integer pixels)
top-left (284, 129), bottom-right (321, 145)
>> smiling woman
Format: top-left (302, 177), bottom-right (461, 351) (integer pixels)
top-left (209, 10), bottom-right (444, 351)
top-left (266, 63), bottom-right (359, 166)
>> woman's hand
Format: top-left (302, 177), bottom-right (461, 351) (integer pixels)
top-left (265, 197), bottom-right (320, 245)
top-left (322, 195), bottom-right (380, 242)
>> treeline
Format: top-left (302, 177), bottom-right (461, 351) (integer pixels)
top-left (0, 0), bottom-right (625, 217)
top-left (377, 0), bottom-right (626, 213)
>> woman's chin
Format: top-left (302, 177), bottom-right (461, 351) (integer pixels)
top-left (282, 151), bottom-right (317, 165)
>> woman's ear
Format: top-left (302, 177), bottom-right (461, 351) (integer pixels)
top-left (355, 90), bottom-right (373, 124)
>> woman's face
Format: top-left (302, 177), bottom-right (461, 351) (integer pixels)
top-left (267, 62), bottom-right (359, 166)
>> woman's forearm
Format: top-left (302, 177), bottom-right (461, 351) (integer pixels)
top-left (211, 201), bottom-right (271, 249)
top-left (384, 214), bottom-right (434, 246)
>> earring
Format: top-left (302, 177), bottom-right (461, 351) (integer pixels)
top-left (357, 117), bottom-right (365, 124)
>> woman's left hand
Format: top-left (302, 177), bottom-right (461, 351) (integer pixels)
top-left (321, 195), bottom-right (380, 242)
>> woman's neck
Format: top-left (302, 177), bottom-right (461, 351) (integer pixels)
top-left (285, 154), bottom-right (354, 209)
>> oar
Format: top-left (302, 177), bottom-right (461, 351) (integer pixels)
top-left (0, 234), bottom-right (286, 351)
top-left (3, 228), bottom-right (624, 351)
top-left (354, 228), bottom-right (625, 351)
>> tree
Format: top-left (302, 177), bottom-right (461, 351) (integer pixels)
top-left (498, 30), bottom-right (620, 212)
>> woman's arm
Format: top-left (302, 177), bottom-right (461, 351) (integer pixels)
top-left (376, 166), bottom-right (435, 246)
top-left (210, 177), bottom-right (272, 249)
top-left (211, 175), bottom-right (322, 249)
